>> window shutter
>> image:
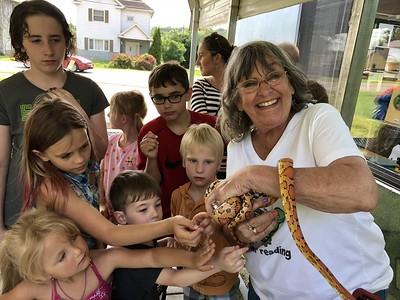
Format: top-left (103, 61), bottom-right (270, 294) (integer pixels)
top-left (84, 37), bottom-right (88, 50)
top-left (105, 40), bottom-right (109, 51)
top-left (89, 39), bottom-right (93, 50)
top-left (110, 40), bottom-right (113, 52)
top-left (105, 10), bottom-right (109, 23)
top-left (88, 8), bottom-right (92, 21)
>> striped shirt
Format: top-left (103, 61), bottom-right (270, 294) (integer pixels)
top-left (190, 78), bottom-right (221, 116)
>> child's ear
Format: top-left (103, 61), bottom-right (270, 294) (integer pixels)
top-left (32, 150), bottom-right (50, 162)
top-left (113, 211), bottom-right (128, 225)
top-left (185, 87), bottom-right (192, 102)
top-left (121, 114), bottom-right (128, 124)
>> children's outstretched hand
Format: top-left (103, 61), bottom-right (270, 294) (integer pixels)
top-left (140, 131), bottom-right (159, 159)
top-left (193, 239), bottom-right (216, 271)
top-left (214, 245), bottom-right (247, 273)
top-left (172, 215), bottom-right (203, 248)
top-left (192, 212), bottom-right (214, 237)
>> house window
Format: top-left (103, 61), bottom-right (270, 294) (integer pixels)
top-left (94, 39), bottom-right (104, 51)
top-left (88, 8), bottom-right (109, 23)
top-left (87, 38), bottom-right (112, 52)
top-left (127, 16), bottom-right (134, 21)
top-left (93, 10), bottom-right (104, 21)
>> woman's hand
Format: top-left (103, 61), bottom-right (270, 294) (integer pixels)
top-left (172, 215), bottom-right (203, 248)
top-left (214, 245), bottom-right (247, 273)
top-left (234, 210), bottom-right (278, 244)
top-left (204, 167), bottom-right (254, 214)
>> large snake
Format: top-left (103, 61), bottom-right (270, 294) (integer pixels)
top-left (207, 158), bottom-right (380, 300)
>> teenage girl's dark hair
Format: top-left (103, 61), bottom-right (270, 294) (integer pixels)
top-left (201, 32), bottom-right (234, 64)
top-left (10, 0), bottom-right (73, 62)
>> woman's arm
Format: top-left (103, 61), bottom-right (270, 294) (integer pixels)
top-left (190, 81), bottom-right (208, 114)
top-left (0, 125), bottom-right (10, 239)
top-left (206, 156), bottom-right (377, 214)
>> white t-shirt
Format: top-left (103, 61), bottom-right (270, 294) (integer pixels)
top-left (227, 104), bottom-right (393, 300)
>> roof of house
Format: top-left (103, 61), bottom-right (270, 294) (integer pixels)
top-left (118, 0), bottom-right (153, 11)
top-left (119, 23), bottom-right (152, 41)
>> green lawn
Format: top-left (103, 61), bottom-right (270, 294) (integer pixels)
top-left (0, 55), bottom-right (13, 61)
top-left (351, 81), bottom-right (400, 138)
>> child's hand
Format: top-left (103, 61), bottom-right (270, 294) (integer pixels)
top-left (214, 245), bottom-right (247, 273)
top-left (192, 212), bottom-right (214, 237)
top-left (193, 239), bottom-right (216, 271)
top-left (157, 236), bottom-right (177, 248)
top-left (140, 131), bottom-right (158, 159)
top-left (172, 215), bottom-right (203, 248)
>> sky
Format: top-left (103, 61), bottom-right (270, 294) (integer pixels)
top-left (143, 0), bottom-right (191, 28)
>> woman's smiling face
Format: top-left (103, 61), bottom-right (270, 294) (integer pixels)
top-left (236, 56), bottom-right (294, 134)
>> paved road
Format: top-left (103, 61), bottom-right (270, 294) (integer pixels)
top-left (0, 60), bottom-right (159, 123)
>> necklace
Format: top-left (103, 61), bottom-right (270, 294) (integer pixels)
top-left (56, 266), bottom-right (88, 300)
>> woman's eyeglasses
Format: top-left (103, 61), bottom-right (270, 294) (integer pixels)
top-left (237, 71), bottom-right (287, 93)
top-left (150, 92), bottom-right (186, 105)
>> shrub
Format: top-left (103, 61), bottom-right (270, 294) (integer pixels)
top-left (109, 53), bottom-right (133, 69)
top-left (133, 53), bottom-right (156, 71)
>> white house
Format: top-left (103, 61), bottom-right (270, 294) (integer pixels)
top-left (72, 0), bottom-right (154, 60)
top-left (0, 0), bottom-right (19, 55)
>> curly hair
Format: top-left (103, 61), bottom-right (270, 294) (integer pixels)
top-left (10, 0), bottom-right (73, 62)
top-left (219, 41), bottom-right (311, 141)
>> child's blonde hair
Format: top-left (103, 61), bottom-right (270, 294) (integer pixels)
top-left (0, 209), bottom-right (80, 293)
top-left (110, 90), bottom-right (147, 132)
top-left (180, 124), bottom-right (224, 162)
top-left (21, 96), bottom-right (88, 210)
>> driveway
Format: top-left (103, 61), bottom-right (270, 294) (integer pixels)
top-left (0, 60), bottom-right (159, 123)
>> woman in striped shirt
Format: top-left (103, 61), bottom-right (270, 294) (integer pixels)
top-left (190, 32), bottom-right (234, 116)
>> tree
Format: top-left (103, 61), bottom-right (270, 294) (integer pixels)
top-left (392, 26), bottom-right (400, 42)
top-left (162, 39), bottom-right (185, 63)
top-left (149, 27), bottom-right (162, 65)
top-left (68, 23), bottom-right (77, 54)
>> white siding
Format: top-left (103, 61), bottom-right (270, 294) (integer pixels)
top-left (121, 9), bottom-right (151, 34)
top-left (75, 0), bottom-right (120, 52)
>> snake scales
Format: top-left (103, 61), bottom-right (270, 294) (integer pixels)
top-left (207, 158), bottom-right (379, 300)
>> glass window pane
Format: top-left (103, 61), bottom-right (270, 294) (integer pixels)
top-left (94, 39), bottom-right (103, 51)
top-left (234, 0), bottom-right (353, 103)
top-left (93, 9), bottom-right (104, 22)
top-left (351, 18), bottom-right (400, 189)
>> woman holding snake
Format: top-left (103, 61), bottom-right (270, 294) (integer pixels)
top-left (205, 41), bottom-right (393, 299)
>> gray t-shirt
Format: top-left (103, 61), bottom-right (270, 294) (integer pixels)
top-left (0, 71), bottom-right (109, 226)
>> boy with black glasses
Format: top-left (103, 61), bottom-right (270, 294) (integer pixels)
top-left (137, 62), bottom-right (216, 218)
